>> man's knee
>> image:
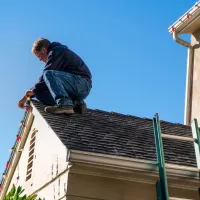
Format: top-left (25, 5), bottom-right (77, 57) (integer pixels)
top-left (43, 70), bottom-right (54, 80)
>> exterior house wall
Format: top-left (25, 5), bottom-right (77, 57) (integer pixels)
top-left (67, 173), bottom-right (156, 200)
top-left (8, 106), bottom-right (69, 200)
top-left (33, 173), bottom-right (68, 200)
top-left (190, 29), bottom-right (200, 123)
top-left (66, 169), bottom-right (199, 200)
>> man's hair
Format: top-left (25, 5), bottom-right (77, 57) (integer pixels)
top-left (32, 38), bottom-right (51, 54)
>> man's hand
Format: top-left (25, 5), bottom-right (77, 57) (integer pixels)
top-left (25, 90), bottom-right (34, 97)
top-left (18, 96), bottom-right (27, 109)
top-left (18, 90), bottom-right (34, 109)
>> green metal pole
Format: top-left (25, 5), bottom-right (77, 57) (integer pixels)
top-left (191, 119), bottom-right (200, 169)
top-left (156, 181), bottom-right (163, 200)
top-left (153, 113), bottom-right (169, 200)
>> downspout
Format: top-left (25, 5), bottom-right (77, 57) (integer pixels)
top-left (173, 30), bottom-right (193, 125)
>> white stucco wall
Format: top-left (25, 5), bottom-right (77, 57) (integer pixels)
top-left (35, 173), bottom-right (68, 200)
top-left (8, 106), bottom-right (69, 200)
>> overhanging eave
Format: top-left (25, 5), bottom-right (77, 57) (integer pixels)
top-left (168, 1), bottom-right (200, 35)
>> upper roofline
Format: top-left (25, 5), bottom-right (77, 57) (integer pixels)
top-left (168, 1), bottom-right (200, 35)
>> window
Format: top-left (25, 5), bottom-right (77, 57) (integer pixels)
top-left (26, 128), bottom-right (37, 181)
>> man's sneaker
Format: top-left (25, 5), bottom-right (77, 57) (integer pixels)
top-left (73, 101), bottom-right (87, 114)
top-left (44, 104), bottom-right (74, 114)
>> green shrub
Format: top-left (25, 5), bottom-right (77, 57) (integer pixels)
top-left (4, 184), bottom-right (42, 200)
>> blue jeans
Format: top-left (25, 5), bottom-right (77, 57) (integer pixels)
top-left (33, 70), bottom-right (91, 106)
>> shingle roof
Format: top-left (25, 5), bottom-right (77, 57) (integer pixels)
top-left (32, 101), bottom-right (197, 167)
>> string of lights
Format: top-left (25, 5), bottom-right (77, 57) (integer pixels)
top-left (0, 98), bottom-right (31, 192)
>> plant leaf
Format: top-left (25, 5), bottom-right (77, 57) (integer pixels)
top-left (17, 186), bottom-right (22, 194)
top-left (19, 189), bottom-right (25, 195)
top-left (5, 193), bottom-right (11, 200)
top-left (10, 184), bottom-right (16, 196)
top-left (13, 192), bottom-right (19, 200)
top-left (19, 194), bottom-right (26, 200)
top-left (27, 194), bottom-right (37, 200)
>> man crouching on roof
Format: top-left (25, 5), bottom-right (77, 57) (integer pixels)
top-left (18, 38), bottom-right (92, 114)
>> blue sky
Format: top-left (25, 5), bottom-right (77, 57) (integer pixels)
top-left (0, 0), bottom-right (196, 176)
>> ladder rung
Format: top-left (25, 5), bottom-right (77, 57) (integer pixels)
top-left (161, 134), bottom-right (194, 142)
top-left (170, 198), bottom-right (193, 200)
top-left (154, 114), bottom-right (199, 200)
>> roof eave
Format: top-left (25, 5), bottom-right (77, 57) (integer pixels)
top-left (168, 1), bottom-right (200, 35)
top-left (0, 110), bottom-right (34, 200)
top-left (69, 150), bottom-right (200, 181)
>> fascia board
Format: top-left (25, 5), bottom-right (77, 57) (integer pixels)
top-left (70, 150), bottom-right (200, 180)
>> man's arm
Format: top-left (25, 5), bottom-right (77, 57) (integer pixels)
top-left (30, 75), bottom-right (48, 96)
top-left (18, 75), bottom-right (47, 109)
top-left (18, 90), bottom-right (34, 109)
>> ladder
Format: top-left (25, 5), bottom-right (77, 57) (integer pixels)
top-left (153, 113), bottom-right (200, 200)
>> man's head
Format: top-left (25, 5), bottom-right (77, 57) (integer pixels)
top-left (32, 38), bottom-right (51, 63)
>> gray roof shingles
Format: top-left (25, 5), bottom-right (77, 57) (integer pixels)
top-left (32, 101), bottom-right (197, 167)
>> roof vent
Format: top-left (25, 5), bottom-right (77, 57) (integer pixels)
top-left (26, 129), bottom-right (37, 181)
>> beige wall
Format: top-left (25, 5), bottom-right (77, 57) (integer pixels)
top-left (8, 106), bottom-right (69, 200)
top-left (66, 172), bottom-right (199, 200)
top-left (67, 173), bottom-right (156, 200)
top-left (190, 29), bottom-right (200, 123)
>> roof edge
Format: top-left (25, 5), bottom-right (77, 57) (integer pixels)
top-left (168, 1), bottom-right (200, 34)
top-left (0, 110), bottom-right (34, 200)
top-left (69, 150), bottom-right (200, 180)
